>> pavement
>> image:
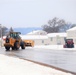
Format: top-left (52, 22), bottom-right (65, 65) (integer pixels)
top-left (0, 45), bottom-right (76, 75)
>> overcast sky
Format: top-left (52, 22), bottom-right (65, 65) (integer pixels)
top-left (0, 0), bottom-right (76, 28)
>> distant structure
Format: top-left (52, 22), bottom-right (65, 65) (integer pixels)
top-left (47, 33), bottom-right (67, 45)
top-left (26, 30), bottom-right (47, 35)
top-left (66, 26), bottom-right (76, 44)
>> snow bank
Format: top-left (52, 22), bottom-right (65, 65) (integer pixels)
top-left (34, 45), bottom-right (76, 50)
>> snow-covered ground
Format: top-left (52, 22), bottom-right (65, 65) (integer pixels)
top-left (0, 54), bottom-right (73, 75)
top-left (34, 45), bottom-right (76, 50)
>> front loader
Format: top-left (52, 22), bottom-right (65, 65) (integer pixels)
top-left (4, 32), bottom-right (25, 51)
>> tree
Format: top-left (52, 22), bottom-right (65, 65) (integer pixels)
top-left (2, 26), bottom-right (8, 36)
top-left (9, 27), bottom-right (14, 32)
top-left (42, 17), bottom-right (76, 33)
top-left (0, 25), bottom-right (8, 37)
top-left (6, 27), bottom-right (14, 36)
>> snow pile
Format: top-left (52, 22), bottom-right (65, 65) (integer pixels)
top-left (34, 45), bottom-right (76, 50)
top-left (0, 54), bottom-right (72, 75)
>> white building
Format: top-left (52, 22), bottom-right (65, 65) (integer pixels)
top-left (47, 33), bottom-right (67, 45)
top-left (24, 30), bottom-right (48, 45)
top-left (67, 26), bottom-right (76, 44)
top-left (20, 35), bottom-right (49, 45)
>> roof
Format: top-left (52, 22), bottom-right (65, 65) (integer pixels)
top-left (67, 26), bottom-right (76, 31)
top-left (47, 33), bottom-right (67, 37)
top-left (27, 30), bottom-right (47, 35)
top-left (20, 35), bottom-right (48, 40)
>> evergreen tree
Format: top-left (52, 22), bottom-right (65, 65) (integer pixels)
top-left (9, 27), bottom-right (14, 32)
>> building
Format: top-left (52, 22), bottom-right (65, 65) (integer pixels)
top-left (23, 30), bottom-right (48, 45)
top-left (47, 33), bottom-right (67, 45)
top-left (20, 35), bottom-right (49, 45)
top-left (67, 26), bottom-right (76, 44)
top-left (27, 30), bottom-right (47, 35)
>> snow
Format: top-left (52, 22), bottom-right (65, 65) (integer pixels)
top-left (20, 35), bottom-right (48, 40)
top-left (27, 30), bottom-right (47, 35)
top-left (2, 35), bottom-right (48, 40)
top-left (0, 54), bottom-right (73, 75)
top-left (34, 45), bottom-right (76, 50)
top-left (67, 26), bottom-right (76, 31)
top-left (47, 33), bottom-right (67, 37)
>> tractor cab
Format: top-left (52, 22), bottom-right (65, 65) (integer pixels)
top-left (10, 32), bottom-right (21, 39)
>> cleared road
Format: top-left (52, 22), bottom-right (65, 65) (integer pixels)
top-left (0, 47), bottom-right (76, 74)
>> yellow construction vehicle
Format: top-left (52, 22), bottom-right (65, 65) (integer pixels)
top-left (4, 32), bottom-right (25, 51)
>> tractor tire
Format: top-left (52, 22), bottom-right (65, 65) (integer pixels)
top-left (21, 42), bottom-right (25, 49)
top-left (14, 42), bottom-right (20, 50)
top-left (11, 47), bottom-right (15, 50)
top-left (5, 46), bottom-right (10, 51)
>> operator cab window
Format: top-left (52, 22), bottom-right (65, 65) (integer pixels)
top-left (10, 33), bottom-right (13, 37)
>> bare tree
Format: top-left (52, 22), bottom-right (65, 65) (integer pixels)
top-left (0, 25), bottom-right (8, 37)
top-left (6, 27), bottom-right (14, 36)
top-left (42, 17), bottom-right (76, 33)
top-left (9, 27), bottom-right (14, 32)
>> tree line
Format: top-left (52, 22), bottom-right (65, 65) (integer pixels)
top-left (0, 25), bottom-right (13, 37)
top-left (42, 17), bottom-right (76, 33)
top-left (0, 17), bottom-right (76, 37)
top-left (0, 25), bottom-right (8, 37)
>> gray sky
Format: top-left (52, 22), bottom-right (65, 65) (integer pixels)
top-left (0, 0), bottom-right (76, 28)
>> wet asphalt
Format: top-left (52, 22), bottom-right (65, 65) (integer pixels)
top-left (0, 47), bottom-right (76, 73)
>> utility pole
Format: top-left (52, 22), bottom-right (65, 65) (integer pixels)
top-left (0, 24), bottom-right (3, 47)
